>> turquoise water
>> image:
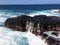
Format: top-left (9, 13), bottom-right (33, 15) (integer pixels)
top-left (0, 27), bottom-right (46, 45)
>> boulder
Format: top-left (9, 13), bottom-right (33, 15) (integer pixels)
top-left (5, 15), bottom-right (60, 35)
top-left (5, 15), bottom-right (31, 31)
top-left (5, 15), bottom-right (48, 32)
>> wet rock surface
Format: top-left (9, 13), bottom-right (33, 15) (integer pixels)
top-left (46, 36), bottom-right (60, 45)
top-left (42, 31), bottom-right (60, 45)
top-left (5, 15), bottom-right (60, 33)
top-left (5, 15), bottom-right (48, 32)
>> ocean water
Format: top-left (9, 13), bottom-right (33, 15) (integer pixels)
top-left (0, 5), bottom-right (60, 45)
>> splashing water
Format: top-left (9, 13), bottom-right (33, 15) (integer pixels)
top-left (0, 10), bottom-right (48, 45)
top-left (0, 27), bottom-right (47, 45)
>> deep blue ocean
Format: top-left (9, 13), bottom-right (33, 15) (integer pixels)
top-left (0, 5), bottom-right (60, 45)
top-left (0, 5), bottom-right (60, 10)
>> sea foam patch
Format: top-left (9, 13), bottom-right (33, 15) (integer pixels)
top-left (0, 27), bottom-right (47, 45)
top-left (28, 10), bottom-right (60, 17)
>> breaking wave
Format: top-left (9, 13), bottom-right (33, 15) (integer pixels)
top-left (28, 9), bottom-right (60, 17)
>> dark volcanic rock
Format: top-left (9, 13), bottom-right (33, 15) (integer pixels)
top-left (41, 33), bottom-right (48, 39)
top-left (5, 15), bottom-right (48, 33)
top-left (5, 18), bottom-right (16, 28)
top-left (5, 15), bottom-right (31, 31)
top-left (46, 36), bottom-right (60, 45)
top-left (51, 31), bottom-right (58, 36)
top-left (5, 15), bottom-right (60, 34)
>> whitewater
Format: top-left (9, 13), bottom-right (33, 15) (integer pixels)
top-left (1, 9), bottom-right (60, 45)
top-left (0, 10), bottom-right (49, 45)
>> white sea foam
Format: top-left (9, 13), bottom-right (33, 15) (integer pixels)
top-left (25, 32), bottom-right (47, 45)
top-left (28, 11), bottom-right (51, 17)
top-left (28, 10), bottom-right (60, 17)
top-left (0, 27), bottom-right (47, 45)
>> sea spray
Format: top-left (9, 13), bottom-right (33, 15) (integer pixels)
top-left (26, 21), bottom-right (34, 32)
top-left (26, 21), bottom-right (47, 45)
top-left (25, 31), bottom-right (47, 45)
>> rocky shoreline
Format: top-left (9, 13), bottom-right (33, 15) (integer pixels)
top-left (5, 15), bottom-right (60, 45)
top-left (5, 15), bottom-right (60, 32)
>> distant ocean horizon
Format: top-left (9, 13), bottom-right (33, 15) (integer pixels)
top-left (0, 4), bottom-right (60, 10)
